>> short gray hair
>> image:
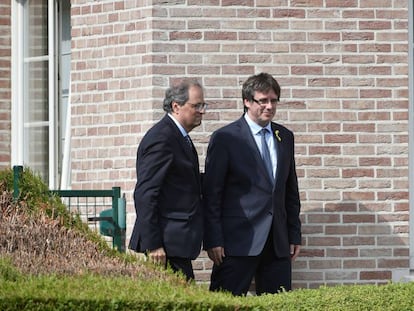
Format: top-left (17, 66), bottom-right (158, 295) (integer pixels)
top-left (163, 79), bottom-right (203, 113)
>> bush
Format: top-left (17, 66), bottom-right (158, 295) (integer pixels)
top-left (1, 167), bottom-right (414, 310)
top-left (0, 166), bottom-right (76, 225)
top-left (1, 267), bottom-right (414, 311)
top-left (0, 167), bottom-right (115, 253)
top-left (0, 167), bottom-right (164, 277)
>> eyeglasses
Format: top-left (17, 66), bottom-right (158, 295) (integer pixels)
top-left (252, 98), bottom-right (279, 106)
top-left (190, 102), bottom-right (208, 111)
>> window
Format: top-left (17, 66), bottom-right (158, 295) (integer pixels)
top-left (23, 0), bottom-right (51, 184)
top-left (12, 0), bottom-right (71, 189)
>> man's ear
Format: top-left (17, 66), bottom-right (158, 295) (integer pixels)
top-left (243, 99), bottom-right (251, 109)
top-left (171, 101), bottom-right (180, 114)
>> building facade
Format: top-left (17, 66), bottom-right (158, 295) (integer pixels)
top-left (1, 0), bottom-right (413, 288)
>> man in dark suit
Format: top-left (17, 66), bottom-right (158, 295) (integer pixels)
top-left (129, 78), bottom-right (206, 280)
top-left (203, 72), bottom-right (301, 295)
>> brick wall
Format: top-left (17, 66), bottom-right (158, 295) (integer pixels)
top-left (0, 1), bottom-right (11, 169)
top-left (70, 0), bottom-right (410, 288)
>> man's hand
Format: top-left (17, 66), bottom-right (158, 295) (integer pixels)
top-left (290, 244), bottom-right (301, 261)
top-left (148, 247), bottom-right (166, 265)
top-left (207, 246), bottom-right (225, 266)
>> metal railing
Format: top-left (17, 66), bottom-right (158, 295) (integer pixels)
top-left (13, 165), bottom-right (126, 252)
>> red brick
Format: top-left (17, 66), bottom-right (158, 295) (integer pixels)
top-left (60, 1), bottom-right (412, 290)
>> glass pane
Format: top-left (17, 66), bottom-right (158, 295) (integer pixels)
top-left (24, 126), bottom-right (49, 182)
top-left (24, 60), bottom-right (48, 122)
top-left (22, 0), bottom-right (50, 184)
top-left (24, 0), bottom-right (48, 58)
top-left (60, 0), bottom-right (71, 159)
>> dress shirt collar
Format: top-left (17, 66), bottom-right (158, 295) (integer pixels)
top-left (244, 113), bottom-right (272, 135)
top-left (168, 113), bottom-right (188, 137)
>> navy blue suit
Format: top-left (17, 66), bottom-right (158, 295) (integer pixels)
top-left (129, 115), bottom-right (203, 270)
top-left (203, 115), bottom-right (301, 294)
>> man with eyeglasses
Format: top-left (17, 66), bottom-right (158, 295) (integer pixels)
top-left (129, 78), bottom-right (206, 280)
top-left (203, 72), bottom-right (301, 295)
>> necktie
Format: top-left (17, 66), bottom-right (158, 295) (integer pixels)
top-left (184, 135), bottom-right (193, 150)
top-left (185, 135), bottom-right (197, 159)
top-left (260, 128), bottom-right (274, 181)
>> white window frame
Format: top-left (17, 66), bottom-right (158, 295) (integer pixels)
top-left (409, 0), bottom-right (414, 273)
top-left (11, 0), bottom-right (57, 188)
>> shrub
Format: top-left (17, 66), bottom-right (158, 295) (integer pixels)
top-left (2, 167), bottom-right (414, 310)
top-left (0, 167), bottom-right (75, 225)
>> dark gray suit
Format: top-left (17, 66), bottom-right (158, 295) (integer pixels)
top-left (129, 115), bottom-right (203, 262)
top-left (203, 115), bottom-right (301, 294)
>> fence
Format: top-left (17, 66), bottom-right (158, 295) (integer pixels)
top-left (13, 165), bottom-right (126, 252)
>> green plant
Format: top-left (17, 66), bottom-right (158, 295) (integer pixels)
top-left (0, 258), bottom-right (22, 282)
top-left (1, 274), bottom-right (414, 310)
top-left (0, 167), bottom-right (117, 257)
top-left (1, 167), bottom-right (66, 217)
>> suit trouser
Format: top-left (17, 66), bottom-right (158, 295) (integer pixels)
top-left (166, 257), bottom-right (194, 281)
top-left (209, 234), bottom-right (292, 296)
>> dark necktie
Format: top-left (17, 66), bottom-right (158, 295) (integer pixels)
top-left (260, 128), bottom-right (274, 181)
top-left (185, 135), bottom-right (193, 150)
top-left (184, 135), bottom-right (198, 159)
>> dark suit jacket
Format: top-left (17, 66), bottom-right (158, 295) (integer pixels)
top-left (129, 115), bottom-right (203, 260)
top-left (203, 115), bottom-right (301, 258)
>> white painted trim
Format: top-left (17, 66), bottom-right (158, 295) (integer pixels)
top-left (24, 55), bottom-right (49, 62)
top-left (408, 0), bottom-right (414, 272)
top-left (24, 121), bottom-right (50, 127)
top-left (11, 0), bottom-right (24, 166)
top-left (61, 74), bottom-right (71, 190)
top-left (48, 0), bottom-right (56, 189)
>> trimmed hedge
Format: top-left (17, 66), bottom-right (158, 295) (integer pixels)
top-left (1, 264), bottom-right (414, 311)
top-left (2, 167), bottom-right (414, 310)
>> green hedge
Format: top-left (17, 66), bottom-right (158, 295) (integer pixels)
top-left (2, 167), bottom-right (414, 310)
top-left (1, 264), bottom-right (414, 311)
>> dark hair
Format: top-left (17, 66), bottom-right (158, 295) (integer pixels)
top-left (242, 73), bottom-right (281, 112)
top-left (163, 79), bottom-right (203, 113)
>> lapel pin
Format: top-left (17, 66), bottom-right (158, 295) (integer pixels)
top-left (275, 130), bottom-right (282, 142)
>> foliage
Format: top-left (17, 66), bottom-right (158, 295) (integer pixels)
top-left (0, 258), bottom-right (22, 282)
top-left (0, 167), bottom-right (115, 256)
top-left (0, 166), bottom-right (184, 280)
top-left (2, 166), bottom-right (414, 310)
top-left (0, 167), bottom-right (73, 222)
top-left (1, 267), bottom-right (414, 310)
